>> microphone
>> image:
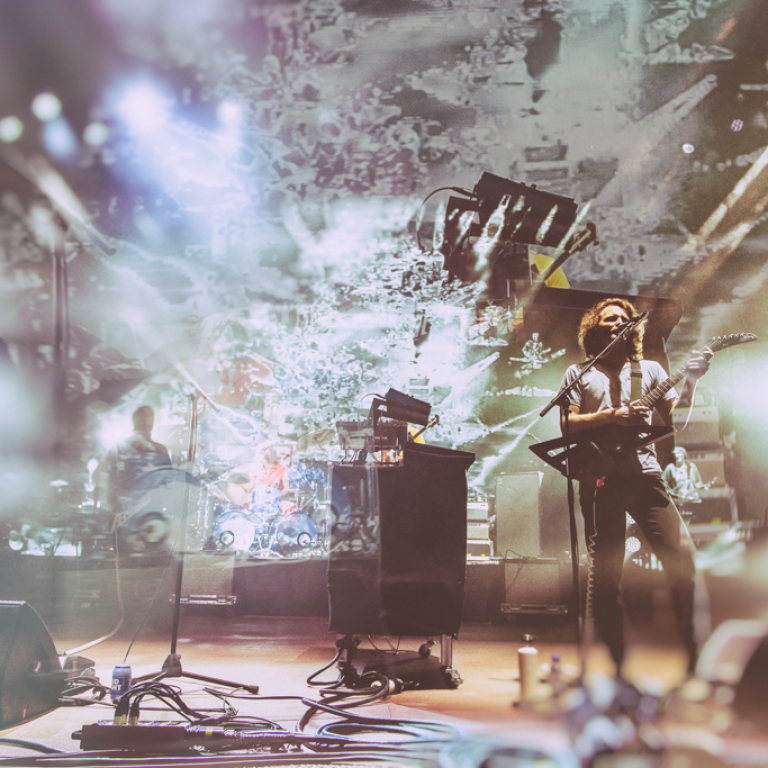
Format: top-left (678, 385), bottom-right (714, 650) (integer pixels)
top-left (616, 311), bottom-right (649, 333)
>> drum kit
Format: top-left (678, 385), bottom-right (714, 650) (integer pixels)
top-left (208, 504), bottom-right (321, 557)
top-left (201, 461), bottom-right (332, 559)
top-left (104, 400), bottom-right (338, 559)
top-left (105, 462), bottom-right (330, 559)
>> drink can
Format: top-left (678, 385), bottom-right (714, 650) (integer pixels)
top-left (110, 665), bottom-right (132, 701)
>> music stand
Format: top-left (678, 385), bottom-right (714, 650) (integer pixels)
top-left (133, 394), bottom-right (259, 693)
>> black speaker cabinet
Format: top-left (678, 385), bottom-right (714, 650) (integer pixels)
top-left (683, 488), bottom-right (737, 525)
top-left (0, 601), bottom-right (64, 727)
top-left (684, 450), bottom-right (726, 487)
top-left (328, 443), bottom-right (474, 636)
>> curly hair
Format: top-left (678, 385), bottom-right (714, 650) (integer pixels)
top-left (578, 298), bottom-right (645, 361)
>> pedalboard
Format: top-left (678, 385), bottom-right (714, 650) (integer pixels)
top-left (74, 721), bottom-right (339, 752)
top-left (76, 722), bottom-right (187, 751)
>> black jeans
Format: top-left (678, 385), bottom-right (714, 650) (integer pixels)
top-left (579, 474), bottom-right (697, 674)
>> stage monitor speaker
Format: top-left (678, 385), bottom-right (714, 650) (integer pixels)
top-left (696, 619), bottom-right (768, 725)
top-left (495, 473), bottom-right (541, 558)
top-left (696, 618), bottom-right (767, 685)
top-left (0, 601), bottom-right (64, 727)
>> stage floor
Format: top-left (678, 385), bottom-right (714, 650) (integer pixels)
top-left (2, 613), bottom-right (768, 766)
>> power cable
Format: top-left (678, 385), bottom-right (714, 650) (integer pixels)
top-left (63, 527), bottom-right (125, 657)
top-left (0, 739), bottom-right (63, 755)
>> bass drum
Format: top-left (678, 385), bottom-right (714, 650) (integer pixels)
top-left (269, 513), bottom-right (318, 556)
top-left (118, 467), bottom-right (201, 554)
top-left (212, 510), bottom-right (257, 553)
top-left (118, 511), bottom-right (172, 555)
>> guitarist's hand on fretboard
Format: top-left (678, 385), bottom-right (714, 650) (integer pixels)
top-left (683, 346), bottom-right (713, 381)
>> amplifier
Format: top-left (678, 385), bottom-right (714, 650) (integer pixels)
top-left (180, 552), bottom-right (236, 605)
top-left (685, 450), bottom-right (726, 487)
top-left (686, 487), bottom-right (738, 525)
top-left (673, 407), bottom-right (720, 448)
top-left (467, 502), bottom-right (490, 522)
top-left (467, 501), bottom-right (491, 522)
top-left (500, 558), bottom-right (567, 615)
top-left (495, 473), bottom-right (541, 558)
top-left (467, 521), bottom-right (491, 540)
top-left (467, 540), bottom-right (493, 557)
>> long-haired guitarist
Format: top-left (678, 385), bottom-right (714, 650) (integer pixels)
top-left (561, 297), bottom-right (712, 680)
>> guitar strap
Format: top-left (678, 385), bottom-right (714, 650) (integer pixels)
top-left (630, 360), bottom-right (643, 402)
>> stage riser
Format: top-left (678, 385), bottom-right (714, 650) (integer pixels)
top-left (0, 554), bottom-right (510, 625)
top-left (12, 552), bottom-right (763, 630)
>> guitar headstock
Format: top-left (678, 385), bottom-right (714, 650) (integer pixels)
top-left (705, 333), bottom-right (758, 353)
top-left (565, 222), bottom-right (598, 254)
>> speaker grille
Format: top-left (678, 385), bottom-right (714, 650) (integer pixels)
top-left (501, 559), bottom-right (566, 614)
top-left (495, 473), bottom-right (542, 558)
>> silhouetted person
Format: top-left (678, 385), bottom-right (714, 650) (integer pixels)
top-left (99, 406), bottom-right (171, 530)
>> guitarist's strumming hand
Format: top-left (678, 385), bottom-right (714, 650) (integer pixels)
top-left (611, 403), bottom-right (650, 425)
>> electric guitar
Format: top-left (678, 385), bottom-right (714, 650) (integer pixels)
top-left (529, 333), bottom-right (757, 481)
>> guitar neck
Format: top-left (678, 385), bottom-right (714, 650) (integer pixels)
top-left (637, 366), bottom-right (687, 411)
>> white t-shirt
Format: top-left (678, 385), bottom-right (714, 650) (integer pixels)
top-left (560, 359), bottom-right (677, 475)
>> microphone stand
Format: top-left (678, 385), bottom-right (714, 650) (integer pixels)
top-left (134, 393), bottom-right (259, 693)
top-left (537, 312), bottom-right (647, 681)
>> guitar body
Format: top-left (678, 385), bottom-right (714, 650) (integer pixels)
top-left (530, 423), bottom-right (673, 481)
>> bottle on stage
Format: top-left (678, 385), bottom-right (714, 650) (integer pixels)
top-left (111, 665), bottom-right (132, 701)
top-left (518, 634), bottom-right (539, 701)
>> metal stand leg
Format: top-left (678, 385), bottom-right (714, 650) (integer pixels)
top-left (134, 395), bottom-right (259, 694)
top-left (440, 634), bottom-right (462, 688)
top-left (440, 634), bottom-right (453, 667)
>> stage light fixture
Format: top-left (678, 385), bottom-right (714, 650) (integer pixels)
top-left (116, 82), bottom-right (170, 135)
top-left (31, 92), bottom-right (61, 122)
top-left (0, 116), bottom-right (23, 143)
top-left (473, 172), bottom-right (580, 248)
top-left (83, 121), bottom-right (110, 147)
top-left (41, 118), bottom-right (78, 160)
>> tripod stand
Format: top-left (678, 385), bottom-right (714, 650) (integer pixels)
top-left (134, 394), bottom-right (259, 693)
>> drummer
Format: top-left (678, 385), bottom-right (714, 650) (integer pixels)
top-left (225, 441), bottom-right (296, 517)
top-left (97, 405), bottom-right (172, 530)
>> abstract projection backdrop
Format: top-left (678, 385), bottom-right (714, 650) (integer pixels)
top-left (0, 0), bottom-right (767, 552)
